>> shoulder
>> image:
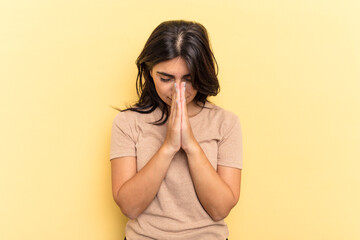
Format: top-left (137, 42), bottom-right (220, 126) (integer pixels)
top-left (198, 102), bottom-right (242, 140)
top-left (112, 108), bottom-right (162, 128)
top-left (112, 110), bottom-right (135, 129)
top-left (202, 101), bottom-right (240, 125)
top-left (113, 109), bottom-right (137, 123)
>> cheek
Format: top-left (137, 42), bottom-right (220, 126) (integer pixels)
top-left (185, 84), bottom-right (196, 96)
top-left (156, 83), bottom-right (172, 97)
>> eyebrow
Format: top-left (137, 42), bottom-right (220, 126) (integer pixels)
top-left (156, 71), bottom-right (191, 78)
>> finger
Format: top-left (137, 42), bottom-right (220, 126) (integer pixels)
top-left (181, 82), bottom-right (188, 121)
top-left (174, 82), bottom-right (181, 127)
top-left (181, 81), bottom-right (186, 102)
top-left (169, 83), bottom-right (177, 125)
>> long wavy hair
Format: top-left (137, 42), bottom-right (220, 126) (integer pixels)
top-left (115, 20), bottom-right (220, 125)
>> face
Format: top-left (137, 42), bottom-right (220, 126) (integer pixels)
top-left (150, 57), bottom-right (197, 107)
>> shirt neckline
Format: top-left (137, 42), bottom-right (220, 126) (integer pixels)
top-left (152, 101), bottom-right (214, 123)
top-left (189, 101), bottom-right (212, 119)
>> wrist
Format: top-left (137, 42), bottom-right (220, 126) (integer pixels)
top-left (160, 143), bottom-right (178, 158)
top-left (183, 141), bottom-right (202, 156)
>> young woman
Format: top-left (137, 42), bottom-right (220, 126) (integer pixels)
top-left (110, 20), bottom-right (243, 240)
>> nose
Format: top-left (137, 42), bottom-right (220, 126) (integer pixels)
top-left (175, 79), bottom-right (184, 85)
top-left (172, 80), bottom-right (186, 94)
top-left (175, 79), bottom-right (187, 87)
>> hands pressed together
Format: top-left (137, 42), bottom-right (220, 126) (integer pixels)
top-left (164, 82), bottom-right (198, 155)
top-left (113, 81), bottom-right (240, 221)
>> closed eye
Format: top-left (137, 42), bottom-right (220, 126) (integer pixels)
top-left (160, 77), bottom-right (171, 82)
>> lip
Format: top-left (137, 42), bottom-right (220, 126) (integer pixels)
top-left (168, 96), bottom-right (189, 101)
top-left (167, 96), bottom-right (190, 101)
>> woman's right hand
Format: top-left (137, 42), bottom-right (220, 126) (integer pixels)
top-left (112, 82), bottom-right (183, 219)
top-left (163, 83), bottom-right (181, 154)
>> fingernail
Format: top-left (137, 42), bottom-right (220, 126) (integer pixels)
top-left (184, 82), bottom-right (186, 88)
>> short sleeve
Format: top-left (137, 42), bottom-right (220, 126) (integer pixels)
top-left (217, 114), bottom-right (243, 169)
top-left (109, 112), bottom-right (136, 160)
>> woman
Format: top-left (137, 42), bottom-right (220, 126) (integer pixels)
top-left (110, 20), bottom-right (243, 240)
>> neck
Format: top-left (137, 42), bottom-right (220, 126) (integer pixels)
top-left (187, 101), bottom-right (204, 118)
top-left (166, 101), bottom-right (203, 118)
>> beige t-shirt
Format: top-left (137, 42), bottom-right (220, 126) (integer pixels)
top-left (110, 101), bottom-right (243, 240)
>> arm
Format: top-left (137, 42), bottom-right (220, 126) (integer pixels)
top-left (185, 145), bottom-right (242, 221)
top-left (111, 84), bottom-right (182, 219)
top-left (111, 146), bottom-right (176, 219)
top-left (179, 82), bottom-right (242, 221)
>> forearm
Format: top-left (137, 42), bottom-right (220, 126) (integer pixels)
top-left (186, 144), bottom-right (238, 221)
top-left (116, 145), bottom-right (176, 219)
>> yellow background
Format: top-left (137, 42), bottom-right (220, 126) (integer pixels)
top-left (1, 0), bottom-right (359, 239)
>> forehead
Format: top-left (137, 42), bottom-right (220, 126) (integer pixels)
top-left (153, 57), bottom-right (189, 75)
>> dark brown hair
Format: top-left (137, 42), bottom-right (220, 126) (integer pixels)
top-left (116, 20), bottom-right (220, 125)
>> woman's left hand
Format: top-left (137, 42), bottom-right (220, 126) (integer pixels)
top-left (178, 81), bottom-right (198, 154)
top-left (175, 82), bottom-right (241, 221)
